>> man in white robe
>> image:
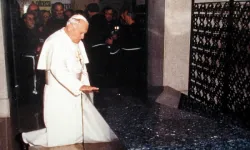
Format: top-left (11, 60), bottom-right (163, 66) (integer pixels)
top-left (21, 15), bottom-right (117, 148)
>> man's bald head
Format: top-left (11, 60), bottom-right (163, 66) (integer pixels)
top-left (27, 2), bottom-right (39, 17)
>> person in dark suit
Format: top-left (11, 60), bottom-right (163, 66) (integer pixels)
top-left (15, 12), bottom-right (41, 104)
top-left (46, 2), bottom-right (67, 36)
top-left (106, 10), bottom-right (147, 100)
top-left (84, 3), bottom-right (111, 88)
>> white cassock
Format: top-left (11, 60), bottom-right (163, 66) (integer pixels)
top-left (22, 28), bottom-right (118, 147)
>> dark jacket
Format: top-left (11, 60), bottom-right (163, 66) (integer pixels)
top-left (46, 17), bottom-right (67, 36)
top-left (84, 14), bottom-right (110, 48)
top-left (118, 23), bottom-right (144, 50)
top-left (15, 24), bottom-right (40, 55)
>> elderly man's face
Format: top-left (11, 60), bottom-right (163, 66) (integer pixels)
top-left (28, 4), bottom-right (39, 17)
top-left (71, 20), bottom-right (88, 43)
top-left (120, 10), bottom-right (127, 21)
top-left (54, 5), bottom-right (64, 19)
top-left (24, 14), bottom-right (35, 29)
top-left (42, 12), bottom-right (50, 23)
top-left (124, 13), bottom-right (129, 22)
top-left (65, 11), bottom-right (73, 18)
top-left (105, 9), bottom-right (113, 22)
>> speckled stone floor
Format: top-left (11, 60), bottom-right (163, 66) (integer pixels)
top-left (17, 88), bottom-right (250, 150)
top-left (94, 89), bottom-right (250, 150)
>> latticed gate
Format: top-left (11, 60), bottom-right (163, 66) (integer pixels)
top-left (188, 0), bottom-right (250, 122)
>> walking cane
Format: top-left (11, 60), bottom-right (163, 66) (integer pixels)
top-left (77, 47), bottom-right (93, 150)
top-left (81, 93), bottom-right (85, 150)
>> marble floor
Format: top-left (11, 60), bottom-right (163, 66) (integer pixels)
top-left (15, 88), bottom-right (250, 150)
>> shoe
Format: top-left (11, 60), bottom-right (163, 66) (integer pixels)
top-left (15, 132), bottom-right (29, 150)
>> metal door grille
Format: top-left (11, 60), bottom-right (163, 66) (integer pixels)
top-left (188, 0), bottom-right (250, 121)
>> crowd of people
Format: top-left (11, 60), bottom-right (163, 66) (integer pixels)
top-left (15, 2), bottom-right (147, 105)
top-left (15, 2), bottom-right (147, 149)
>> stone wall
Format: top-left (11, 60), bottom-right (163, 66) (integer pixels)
top-left (0, 0), bottom-right (10, 118)
top-left (163, 0), bottom-right (191, 92)
top-left (147, 0), bottom-right (165, 87)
